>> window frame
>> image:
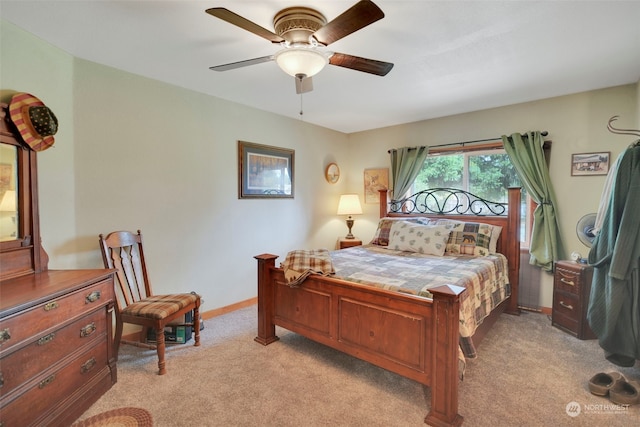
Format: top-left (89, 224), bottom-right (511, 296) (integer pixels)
top-left (411, 141), bottom-right (534, 248)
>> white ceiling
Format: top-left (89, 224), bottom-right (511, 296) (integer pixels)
top-left (1, 1), bottom-right (639, 134)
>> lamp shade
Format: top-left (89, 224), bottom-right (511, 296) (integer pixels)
top-left (274, 48), bottom-right (328, 78)
top-left (337, 194), bottom-right (363, 216)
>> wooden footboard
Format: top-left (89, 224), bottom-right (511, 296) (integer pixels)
top-left (254, 187), bottom-right (520, 426)
top-left (255, 254), bottom-right (464, 427)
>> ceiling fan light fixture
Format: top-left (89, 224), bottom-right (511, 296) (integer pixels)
top-left (275, 48), bottom-right (328, 78)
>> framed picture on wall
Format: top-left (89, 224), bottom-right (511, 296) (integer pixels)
top-left (571, 152), bottom-right (610, 176)
top-left (364, 168), bottom-right (389, 204)
top-left (238, 141), bottom-right (294, 198)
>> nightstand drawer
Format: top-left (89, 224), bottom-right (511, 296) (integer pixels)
top-left (338, 238), bottom-right (362, 249)
top-left (553, 292), bottom-right (579, 321)
top-left (554, 267), bottom-right (581, 295)
top-left (552, 309), bottom-right (579, 336)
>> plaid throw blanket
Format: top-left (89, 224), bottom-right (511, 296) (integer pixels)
top-left (281, 249), bottom-right (335, 287)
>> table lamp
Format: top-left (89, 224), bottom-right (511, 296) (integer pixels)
top-left (337, 194), bottom-right (362, 239)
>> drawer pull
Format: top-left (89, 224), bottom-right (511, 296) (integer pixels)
top-left (0, 328), bottom-right (10, 343)
top-left (86, 291), bottom-right (101, 304)
top-left (0, 371), bottom-right (4, 388)
top-left (37, 333), bottom-right (56, 346)
top-left (81, 357), bottom-right (97, 374)
top-left (81, 322), bottom-right (97, 338)
top-left (560, 301), bottom-right (574, 311)
top-left (39, 374), bottom-right (56, 389)
top-left (44, 301), bottom-right (59, 311)
top-left (560, 278), bottom-right (575, 286)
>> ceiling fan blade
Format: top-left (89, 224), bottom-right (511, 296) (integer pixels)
top-left (295, 76), bottom-right (314, 94)
top-left (209, 55), bottom-right (274, 72)
top-left (312, 0), bottom-right (385, 46)
top-left (329, 53), bottom-right (393, 76)
top-left (205, 8), bottom-right (285, 44)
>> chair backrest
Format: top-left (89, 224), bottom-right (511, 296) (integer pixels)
top-left (99, 230), bottom-right (153, 310)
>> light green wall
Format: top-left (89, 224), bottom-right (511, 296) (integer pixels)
top-left (0, 19), bottom-right (76, 268)
top-left (348, 84), bottom-right (639, 307)
top-left (637, 81), bottom-right (640, 126)
top-left (1, 20), bottom-right (350, 310)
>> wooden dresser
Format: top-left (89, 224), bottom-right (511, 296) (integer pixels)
top-left (0, 101), bottom-right (117, 425)
top-left (0, 269), bottom-right (117, 426)
top-left (552, 260), bottom-right (597, 340)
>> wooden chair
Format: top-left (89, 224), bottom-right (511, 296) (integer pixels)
top-left (99, 230), bottom-right (201, 375)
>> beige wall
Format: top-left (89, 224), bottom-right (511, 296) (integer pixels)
top-left (637, 81), bottom-right (640, 126)
top-left (2, 19), bottom-right (639, 310)
top-left (0, 19), bottom-right (76, 268)
top-left (1, 20), bottom-right (350, 311)
top-left (348, 84), bottom-right (639, 307)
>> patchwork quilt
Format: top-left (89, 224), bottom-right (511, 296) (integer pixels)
top-left (330, 244), bottom-right (511, 358)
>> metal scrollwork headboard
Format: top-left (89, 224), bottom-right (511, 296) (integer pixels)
top-left (389, 188), bottom-right (508, 216)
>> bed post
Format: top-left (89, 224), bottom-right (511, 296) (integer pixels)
top-left (254, 254), bottom-right (280, 345)
top-left (379, 189), bottom-right (388, 218)
top-left (506, 187), bottom-right (521, 315)
top-left (425, 285), bottom-right (465, 427)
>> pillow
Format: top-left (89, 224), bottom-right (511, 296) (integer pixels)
top-left (426, 219), bottom-right (496, 256)
top-left (369, 217), bottom-right (430, 246)
top-left (387, 222), bottom-right (451, 256)
top-left (489, 225), bottom-right (502, 254)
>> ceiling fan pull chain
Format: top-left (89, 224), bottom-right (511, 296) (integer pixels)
top-left (299, 93), bottom-right (304, 118)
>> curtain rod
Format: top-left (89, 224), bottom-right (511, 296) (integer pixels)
top-left (388, 131), bottom-right (548, 152)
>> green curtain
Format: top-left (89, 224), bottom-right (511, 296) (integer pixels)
top-left (389, 146), bottom-right (429, 201)
top-left (502, 132), bottom-right (564, 271)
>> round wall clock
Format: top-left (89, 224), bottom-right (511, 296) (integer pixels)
top-left (325, 163), bottom-right (340, 184)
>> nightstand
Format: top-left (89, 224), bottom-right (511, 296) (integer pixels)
top-left (552, 260), bottom-right (597, 340)
top-left (338, 237), bottom-right (362, 249)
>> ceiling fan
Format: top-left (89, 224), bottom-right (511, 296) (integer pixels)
top-left (205, 0), bottom-right (394, 94)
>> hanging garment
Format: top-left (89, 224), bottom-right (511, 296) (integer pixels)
top-left (588, 145), bottom-right (640, 367)
top-left (593, 151), bottom-right (624, 235)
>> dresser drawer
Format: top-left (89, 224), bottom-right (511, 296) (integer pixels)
top-left (0, 278), bottom-right (112, 355)
top-left (0, 308), bottom-right (108, 398)
top-left (554, 267), bottom-right (582, 295)
top-left (0, 339), bottom-right (109, 427)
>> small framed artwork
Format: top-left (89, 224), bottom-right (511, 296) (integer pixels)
top-left (325, 163), bottom-right (340, 184)
top-left (364, 168), bottom-right (389, 204)
top-left (571, 152), bottom-right (610, 176)
top-left (238, 141), bottom-right (294, 198)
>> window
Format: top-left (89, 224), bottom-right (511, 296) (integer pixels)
top-left (411, 147), bottom-right (532, 246)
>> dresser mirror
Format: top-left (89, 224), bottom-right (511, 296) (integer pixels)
top-left (0, 143), bottom-right (19, 241)
top-left (0, 102), bottom-right (46, 280)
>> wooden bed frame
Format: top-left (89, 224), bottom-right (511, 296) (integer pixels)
top-left (254, 188), bottom-right (521, 427)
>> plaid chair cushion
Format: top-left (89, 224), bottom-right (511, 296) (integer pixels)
top-left (122, 293), bottom-right (199, 319)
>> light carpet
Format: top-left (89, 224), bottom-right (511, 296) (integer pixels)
top-left (74, 306), bottom-right (640, 426)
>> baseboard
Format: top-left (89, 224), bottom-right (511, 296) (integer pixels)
top-left (122, 297), bottom-right (258, 342)
top-left (201, 297), bottom-right (257, 320)
top-left (516, 305), bottom-right (552, 317)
